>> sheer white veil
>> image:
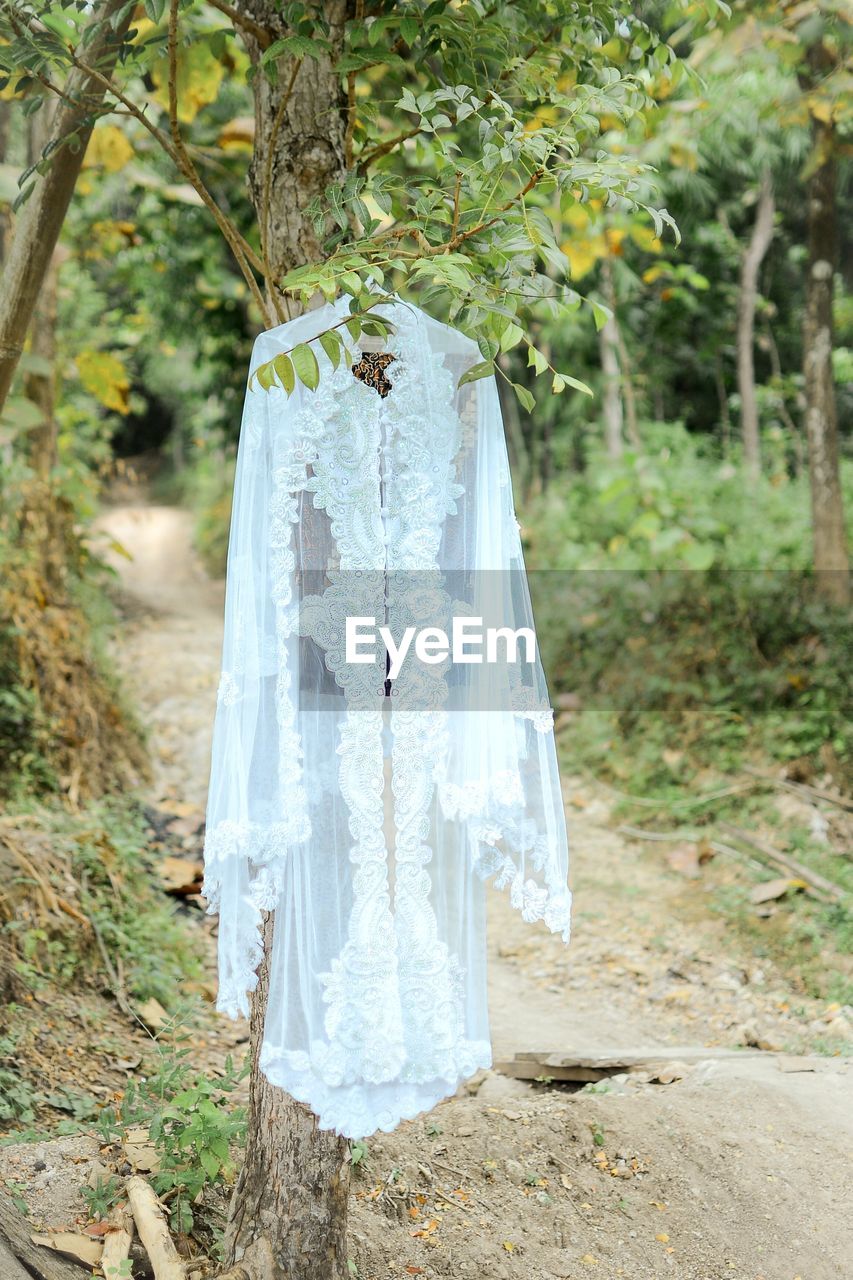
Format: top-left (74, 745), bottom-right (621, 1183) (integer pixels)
top-left (203, 296), bottom-right (570, 1137)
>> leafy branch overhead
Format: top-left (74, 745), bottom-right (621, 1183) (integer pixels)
top-left (0, 0), bottom-right (711, 406)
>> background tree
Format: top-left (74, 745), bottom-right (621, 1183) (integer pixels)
top-left (796, 12), bottom-right (850, 603)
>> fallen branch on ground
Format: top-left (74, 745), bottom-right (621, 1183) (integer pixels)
top-left (126, 1176), bottom-right (186, 1280)
top-left (101, 1202), bottom-right (134, 1280)
top-left (719, 823), bottom-right (844, 901)
top-left (741, 764), bottom-right (852, 812)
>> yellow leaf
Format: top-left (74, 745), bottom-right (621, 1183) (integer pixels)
top-left (562, 233), bottom-right (607, 280)
top-left (75, 350), bottom-right (131, 415)
top-left (564, 204), bottom-right (591, 230)
top-left (525, 106), bottom-right (558, 132)
top-left (218, 116), bottom-right (255, 151)
top-left (581, 1255), bottom-right (599, 1265)
top-left (629, 224), bottom-right (663, 254)
top-left (151, 43), bottom-right (225, 124)
top-left (668, 143), bottom-right (698, 172)
top-left (656, 1232), bottom-right (670, 1242)
top-left (90, 219), bottom-right (138, 256)
top-left (84, 124), bottom-right (133, 174)
top-left (502, 1241), bottom-right (514, 1252)
top-left (0, 78), bottom-right (26, 101)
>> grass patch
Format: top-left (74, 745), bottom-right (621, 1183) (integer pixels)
top-left (0, 797), bottom-right (202, 1008)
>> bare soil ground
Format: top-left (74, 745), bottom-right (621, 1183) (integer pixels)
top-left (2, 503), bottom-right (850, 1280)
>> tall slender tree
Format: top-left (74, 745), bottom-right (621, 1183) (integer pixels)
top-left (799, 34), bottom-right (850, 604)
top-left (736, 167), bottom-right (774, 476)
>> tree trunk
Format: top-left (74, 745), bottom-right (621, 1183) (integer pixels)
top-left (0, 1194), bottom-right (87, 1280)
top-left (239, 0), bottom-right (349, 313)
top-left (714, 348), bottom-right (731, 454)
top-left (599, 313), bottom-right (623, 459)
top-left (0, 101), bottom-right (12, 264)
top-left (602, 258), bottom-right (639, 449)
top-left (220, 6), bottom-right (352, 1279)
top-left (0, 0), bottom-right (133, 413)
top-left (736, 167), bottom-right (774, 477)
top-left (802, 114), bottom-right (850, 604)
top-left (24, 109), bottom-right (60, 482)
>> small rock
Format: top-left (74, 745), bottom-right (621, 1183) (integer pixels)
top-left (475, 1073), bottom-right (531, 1105)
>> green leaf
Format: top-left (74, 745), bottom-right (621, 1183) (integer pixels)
top-left (499, 323), bottom-right (524, 353)
top-left (527, 346), bottom-right (549, 375)
top-left (198, 1146), bottom-right (220, 1180)
top-left (512, 383), bottom-right (535, 413)
top-left (553, 372), bottom-right (593, 397)
top-left (256, 360), bottom-right (275, 392)
top-left (273, 353), bottom-right (295, 394)
top-left (292, 343), bottom-right (320, 391)
top-left (0, 396), bottom-right (45, 434)
top-left (319, 329), bottom-right (342, 370)
top-left (263, 34), bottom-right (324, 65)
top-left (590, 302), bottom-right (611, 332)
top-left (457, 360), bottom-right (493, 388)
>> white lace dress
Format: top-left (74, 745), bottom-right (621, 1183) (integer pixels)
top-left (202, 297), bottom-right (571, 1138)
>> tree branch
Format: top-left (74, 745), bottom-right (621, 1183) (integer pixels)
top-left (206, 0), bottom-right (272, 49)
top-left (357, 125), bottom-right (421, 172)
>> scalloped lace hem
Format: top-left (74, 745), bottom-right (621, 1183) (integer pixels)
top-left (475, 848), bottom-right (572, 942)
top-left (259, 1041), bottom-right (493, 1138)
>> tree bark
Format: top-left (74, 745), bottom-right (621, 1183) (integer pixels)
top-left (736, 167), bottom-right (774, 477)
top-left (0, 0), bottom-right (133, 413)
top-left (802, 114), bottom-right (850, 604)
top-left (238, 0), bottom-right (349, 315)
top-left (220, 6), bottom-right (352, 1278)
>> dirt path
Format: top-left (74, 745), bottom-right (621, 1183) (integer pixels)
top-left (75, 505), bottom-right (853, 1277)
